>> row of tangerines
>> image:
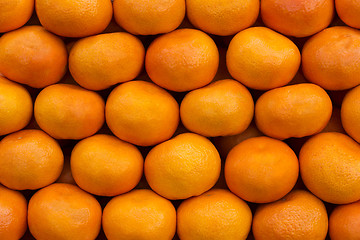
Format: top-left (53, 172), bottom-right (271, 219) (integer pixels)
top-left (1, 20), bottom-right (360, 92)
top-left (2, 24), bottom-right (360, 142)
top-left (5, 182), bottom-right (358, 240)
top-left (2, 0), bottom-right (360, 37)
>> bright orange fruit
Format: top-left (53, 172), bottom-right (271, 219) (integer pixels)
top-left (28, 183), bottom-right (102, 240)
top-left (302, 26), bottom-right (360, 90)
top-left (180, 79), bottom-right (254, 137)
top-left (0, 0), bottom-right (34, 33)
top-left (329, 200), bottom-right (360, 240)
top-left (336, 0), bottom-right (360, 29)
top-left (261, 0), bottom-right (334, 37)
top-left (71, 134), bottom-right (143, 196)
top-left (252, 190), bottom-right (328, 240)
top-left (225, 136), bottom-right (299, 203)
top-left (186, 0), bottom-right (259, 36)
top-left (34, 84), bottom-right (105, 140)
top-left (255, 83), bottom-right (332, 139)
top-left (227, 27), bottom-right (301, 90)
top-left (35, 0), bottom-right (113, 37)
top-left (341, 85), bottom-right (360, 143)
top-left (0, 185), bottom-right (27, 240)
top-left (0, 76), bottom-right (32, 136)
top-left (0, 26), bottom-right (67, 88)
top-left (69, 32), bottom-right (145, 91)
top-left (300, 132), bottom-right (360, 204)
top-left (0, 129), bottom-right (64, 190)
top-left (113, 0), bottom-right (185, 35)
top-left (145, 133), bottom-right (221, 200)
top-left (177, 189), bottom-right (252, 240)
top-left (105, 80), bottom-right (179, 146)
top-left (145, 28), bottom-right (219, 92)
top-left (103, 189), bottom-right (176, 240)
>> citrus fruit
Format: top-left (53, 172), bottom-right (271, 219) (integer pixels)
top-left (0, 25), bottom-right (67, 88)
top-left (105, 80), bottom-right (179, 146)
top-left (255, 83), bottom-right (332, 139)
top-left (252, 190), bottom-right (328, 240)
top-left (302, 26), bottom-right (360, 90)
top-left (177, 189), bottom-right (252, 240)
top-left (186, 0), bottom-right (259, 36)
top-left (341, 85), bottom-right (360, 143)
top-left (71, 134), bottom-right (143, 196)
top-left (225, 136), bottom-right (299, 203)
top-left (0, 129), bottom-right (63, 190)
top-left (227, 27), bottom-right (300, 90)
top-left (261, 0), bottom-right (334, 37)
top-left (28, 183), bottom-right (102, 240)
top-left (144, 133), bottom-right (221, 200)
top-left (300, 132), bottom-right (360, 204)
top-left (180, 79), bottom-right (254, 137)
top-left (102, 189), bottom-right (176, 240)
top-left (145, 28), bottom-right (219, 92)
top-left (329, 200), bottom-right (360, 240)
top-left (113, 0), bottom-right (185, 35)
top-left (336, 0), bottom-right (360, 29)
top-left (0, 185), bottom-right (27, 240)
top-left (35, 0), bottom-right (113, 37)
top-left (0, 0), bottom-right (34, 33)
top-left (69, 32), bottom-right (145, 91)
top-left (34, 84), bottom-right (105, 140)
top-left (0, 76), bottom-right (32, 136)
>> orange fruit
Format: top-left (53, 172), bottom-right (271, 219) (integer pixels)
top-left (113, 0), bottom-right (185, 35)
top-left (213, 122), bottom-right (263, 158)
top-left (226, 27), bottom-right (301, 90)
top-left (302, 26), bottom-right (360, 90)
top-left (28, 183), bottom-right (102, 240)
top-left (0, 25), bottom-right (67, 88)
top-left (180, 79), bottom-right (254, 137)
top-left (329, 200), bottom-right (360, 240)
top-left (0, 76), bottom-right (32, 136)
top-left (0, 0), bottom-right (34, 33)
top-left (255, 83), bottom-right (332, 139)
top-left (69, 32), bottom-right (145, 91)
top-left (34, 84), bottom-right (105, 140)
top-left (145, 133), bottom-right (221, 200)
top-left (102, 189), bottom-right (176, 240)
top-left (0, 185), bottom-right (27, 240)
top-left (71, 134), bottom-right (143, 196)
top-left (225, 136), bottom-right (299, 203)
top-left (261, 0), bottom-right (334, 37)
top-left (177, 189), bottom-right (252, 240)
top-left (300, 132), bottom-right (360, 204)
top-left (105, 80), bottom-right (179, 146)
top-left (145, 28), bottom-right (219, 92)
top-left (186, 0), bottom-right (259, 36)
top-left (341, 85), bottom-right (360, 143)
top-left (0, 129), bottom-right (63, 190)
top-left (35, 0), bottom-right (113, 38)
top-left (252, 190), bottom-right (328, 240)
top-left (336, 0), bottom-right (360, 29)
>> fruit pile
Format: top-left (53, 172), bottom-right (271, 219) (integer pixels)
top-left (1, 0), bottom-right (360, 239)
